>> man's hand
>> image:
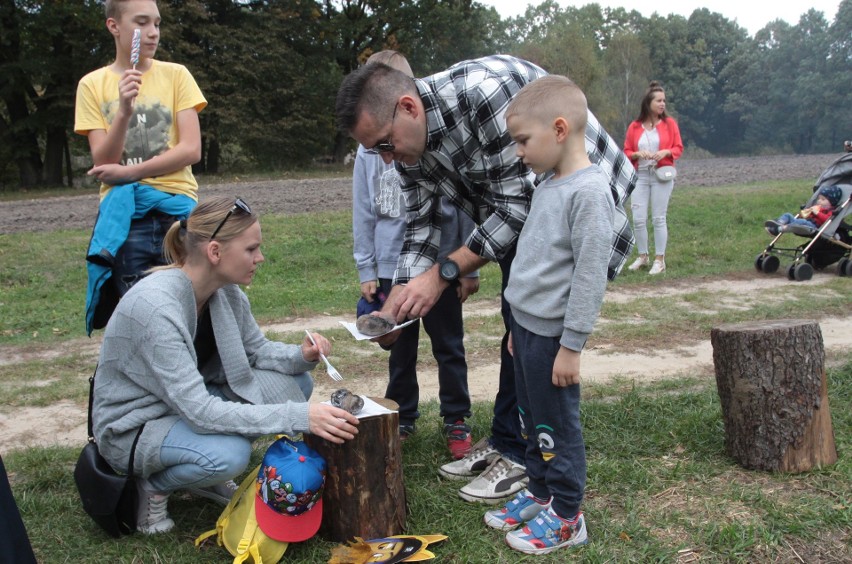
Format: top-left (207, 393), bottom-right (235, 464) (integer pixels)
top-left (553, 347), bottom-right (581, 387)
top-left (389, 267), bottom-right (444, 322)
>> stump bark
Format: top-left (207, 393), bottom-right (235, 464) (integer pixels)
top-left (304, 398), bottom-right (406, 541)
top-left (711, 319), bottom-right (837, 472)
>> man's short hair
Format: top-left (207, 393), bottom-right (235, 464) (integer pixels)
top-left (335, 63), bottom-right (416, 133)
top-left (506, 75), bottom-right (588, 133)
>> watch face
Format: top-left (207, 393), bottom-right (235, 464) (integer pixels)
top-left (440, 260), bottom-right (459, 281)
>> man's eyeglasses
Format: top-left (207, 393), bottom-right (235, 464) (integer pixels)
top-left (210, 198), bottom-right (252, 240)
top-left (365, 103), bottom-right (398, 155)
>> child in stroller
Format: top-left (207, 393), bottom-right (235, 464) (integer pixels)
top-left (764, 185), bottom-right (842, 236)
top-left (756, 152), bottom-right (852, 281)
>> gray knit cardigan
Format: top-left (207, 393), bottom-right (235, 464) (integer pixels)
top-left (92, 268), bottom-right (317, 478)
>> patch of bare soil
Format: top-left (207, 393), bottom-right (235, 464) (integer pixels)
top-left (0, 153), bottom-right (849, 453)
top-left (0, 153), bottom-right (840, 234)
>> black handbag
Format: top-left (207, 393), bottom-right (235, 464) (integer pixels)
top-left (74, 366), bottom-right (145, 537)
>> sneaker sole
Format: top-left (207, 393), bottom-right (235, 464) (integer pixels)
top-left (505, 517), bottom-right (589, 554)
top-left (137, 518), bottom-right (175, 535)
top-left (458, 475), bottom-right (528, 505)
top-left (505, 535), bottom-right (589, 555)
top-left (484, 512), bottom-right (526, 531)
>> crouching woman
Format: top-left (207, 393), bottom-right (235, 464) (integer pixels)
top-left (93, 196), bottom-right (359, 534)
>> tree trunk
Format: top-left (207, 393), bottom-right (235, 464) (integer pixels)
top-left (304, 398), bottom-right (406, 541)
top-left (711, 319), bottom-right (837, 473)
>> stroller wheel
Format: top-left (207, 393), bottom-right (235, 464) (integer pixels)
top-left (761, 255), bottom-right (780, 274)
top-left (792, 263), bottom-right (814, 281)
top-left (754, 254), bottom-right (764, 272)
top-left (838, 258), bottom-right (852, 277)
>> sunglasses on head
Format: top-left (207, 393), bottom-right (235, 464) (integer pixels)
top-left (210, 198), bottom-right (251, 240)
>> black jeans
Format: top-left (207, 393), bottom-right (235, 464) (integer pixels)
top-left (382, 279), bottom-right (472, 427)
top-left (488, 246), bottom-right (527, 464)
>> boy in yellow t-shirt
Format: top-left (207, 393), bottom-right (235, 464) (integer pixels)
top-left (75, 0), bottom-right (207, 333)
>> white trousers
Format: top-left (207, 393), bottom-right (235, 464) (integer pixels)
top-left (630, 167), bottom-right (674, 256)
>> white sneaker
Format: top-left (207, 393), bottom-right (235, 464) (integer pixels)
top-left (458, 455), bottom-right (528, 505)
top-left (136, 478), bottom-right (174, 534)
top-left (187, 479), bottom-right (239, 506)
top-left (438, 437), bottom-right (499, 480)
top-left (627, 255), bottom-right (649, 270)
top-left (649, 259), bottom-right (666, 275)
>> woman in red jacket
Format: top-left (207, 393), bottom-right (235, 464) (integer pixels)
top-left (623, 81), bottom-right (683, 275)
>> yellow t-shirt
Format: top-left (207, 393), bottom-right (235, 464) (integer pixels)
top-left (74, 60), bottom-right (207, 200)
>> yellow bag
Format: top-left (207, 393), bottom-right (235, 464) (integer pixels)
top-left (195, 464), bottom-right (289, 564)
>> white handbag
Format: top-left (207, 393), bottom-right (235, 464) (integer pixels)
top-left (655, 166), bottom-right (677, 181)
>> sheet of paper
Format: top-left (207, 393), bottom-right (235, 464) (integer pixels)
top-left (321, 395), bottom-right (396, 419)
top-left (339, 318), bottom-right (419, 340)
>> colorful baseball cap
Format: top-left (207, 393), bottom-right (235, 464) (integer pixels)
top-left (255, 436), bottom-right (326, 542)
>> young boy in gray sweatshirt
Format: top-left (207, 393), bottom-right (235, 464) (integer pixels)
top-left (485, 76), bottom-right (614, 554)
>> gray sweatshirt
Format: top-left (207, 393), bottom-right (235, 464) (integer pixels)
top-left (352, 145), bottom-right (477, 283)
top-left (504, 166), bottom-right (614, 351)
top-left (93, 268), bottom-right (317, 478)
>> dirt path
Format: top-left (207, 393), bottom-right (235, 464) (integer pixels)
top-left (2, 270), bottom-right (850, 453)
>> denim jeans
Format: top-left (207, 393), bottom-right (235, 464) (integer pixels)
top-left (146, 376), bottom-right (314, 493)
top-left (777, 213), bottom-right (817, 229)
top-left (112, 212), bottom-right (176, 297)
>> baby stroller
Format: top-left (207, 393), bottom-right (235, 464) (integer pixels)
top-left (755, 152), bottom-right (852, 281)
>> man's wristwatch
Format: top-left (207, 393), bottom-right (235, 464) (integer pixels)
top-left (438, 259), bottom-right (460, 283)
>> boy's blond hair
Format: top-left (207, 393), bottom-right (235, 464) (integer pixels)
top-left (105, 0), bottom-right (156, 20)
top-left (365, 50), bottom-right (414, 78)
top-left (506, 75), bottom-right (588, 136)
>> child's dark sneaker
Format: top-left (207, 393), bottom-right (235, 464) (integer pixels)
top-left (505, 508), bottom-right (588, 555)
top-left (399, 424), bottom-right (415, 441)
top-left (444, 420), bottom-right (472, 460)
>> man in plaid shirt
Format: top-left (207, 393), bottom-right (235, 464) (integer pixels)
top-left (336, 55), bottom-right (635, 503)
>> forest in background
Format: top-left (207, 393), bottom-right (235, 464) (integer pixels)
top-left (1, 0), bottom-right (850, 189)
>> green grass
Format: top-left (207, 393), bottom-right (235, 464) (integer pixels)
top-left (0, 178), bottom-right (842, 346)
top-left (3, 176), bottom-right (852, 562)
top-left (6, 362), bottom-right (850, 562)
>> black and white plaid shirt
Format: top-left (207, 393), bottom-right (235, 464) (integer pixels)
top-left (394, 55), bottom-right (635, 283)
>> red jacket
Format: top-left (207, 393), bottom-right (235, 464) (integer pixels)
top-left (623, 117), bottom-right (683, 170)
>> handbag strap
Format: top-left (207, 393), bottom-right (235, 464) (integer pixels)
top-left (87, 364), bottom-right (145, 478)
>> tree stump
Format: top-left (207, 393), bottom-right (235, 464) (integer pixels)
top-left (304, 398), bottom-right (406, 541)
top-left (711, 319), bottom-right (837, 472)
